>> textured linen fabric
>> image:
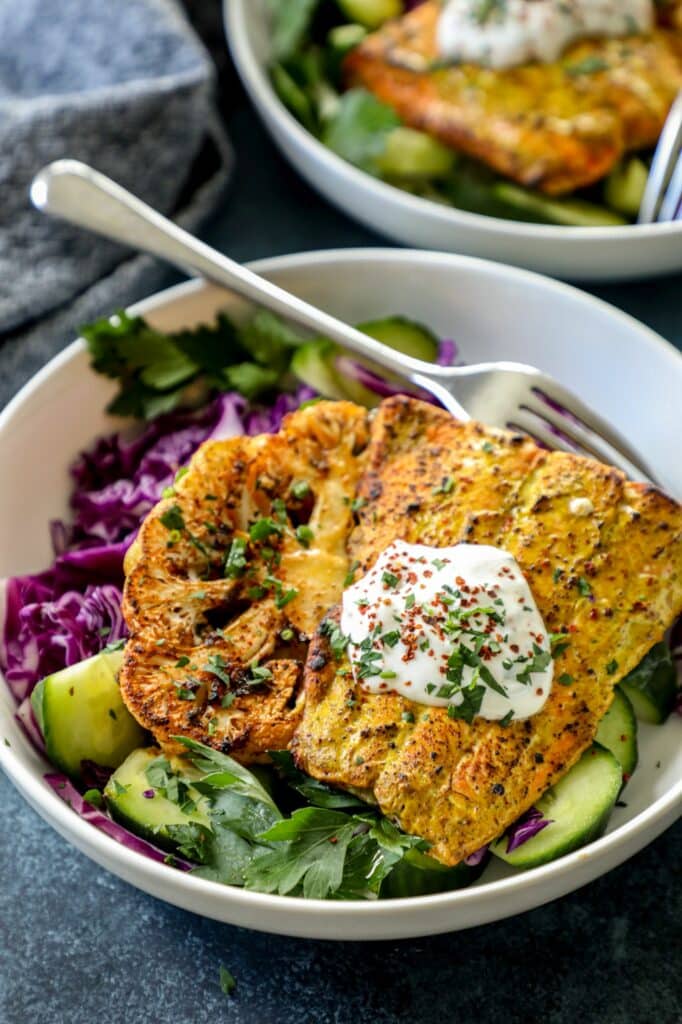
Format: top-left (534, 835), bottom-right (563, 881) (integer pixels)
top-left (0, 0), bottom-right (232, 337)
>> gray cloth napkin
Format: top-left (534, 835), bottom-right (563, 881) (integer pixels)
top-left (0, 0), bottom-right (232, 370)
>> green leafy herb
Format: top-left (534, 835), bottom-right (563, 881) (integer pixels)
top-left (577, 576), bottom-right (593, 597)
top-left (605, 659), bottom-right (619, 676)
top-left (219, 965), bottom-right (236, 997)
top-left (268, 750), bottom-right (367, 810)
top-left (290, 479), bottom-right (311, 500)
top-left (322, 89), bottom-right (400, 173)
top-left (319, 618), bottom-right (350, 660)
top-left (295, 525), bottom-right (314, 548)
top-left (433, 476), bottom-right (454, 495)
top-left (160, 504), bottom-right (184, 532)
top-left (225, 536), bottom-right (249, 578)
top-left (249, 517), bottom-right (285, 542)
top-left (244, 807), bottom-right (358, 899)
top-left (344, 560), bottom-right (360, 587)
top-left (566, 55), bottom-right (609, 76)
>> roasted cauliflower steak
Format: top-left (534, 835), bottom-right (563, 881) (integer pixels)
top-left (121, 400), bottom-right (369, 761)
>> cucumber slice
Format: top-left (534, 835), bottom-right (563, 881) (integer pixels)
top-left (336, 316), bottom-right (440, 406)
top-left (358, 317), bottom-right (439, 362)
top-left (290, 338), bottom-right (349, 399)
top-left (104, 747), bottom-right (210, 851)
top-left (377, 128), bottom-right (457, 180)
top-left (490, 744), bottom-right (622, 869)
top-left (31, 649), bottom-right (145, 783)
top-left (382, 847), bottom-right (485, 898)
top-left (291, 317), bottom-right (438, 405)
top-left (335, 0), bottom-right (402, 29)
top-left (595, 686), bottom-right (638, 778)
top-left (493, 183), bottom-right (627, 227)
top-left (620, 642), bottom-right (677, 725)
top-left (604, 157), bottom-right (648, 218)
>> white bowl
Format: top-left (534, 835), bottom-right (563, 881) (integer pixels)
top-left (1, 249), bottom-right (680, 940)
top-left (226, 0), bottom-right (682, 283)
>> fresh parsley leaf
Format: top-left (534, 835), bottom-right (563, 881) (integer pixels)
top-left (245, 807), bottom-right (357, 899)
top-left (267, 0), bottom-right (320, 62)
top-left (160, 504), bottom-right (184, 531)
top-left (175, 737), bottom-right (280, 812)
top-left (164, 823), bottom-right (213, 864)
top-left (566, 55), bottom-right (609, 76)
top-left (238, 308), bottom-right (306, 366)
top-left (222, 362), bottom-right (280, 401)
top-left (322, 89), bottom-right (400, 173)
top-left (219, 965), bottom-right (236, 998)
top-left (447, 684), bottom-right (486, 724)
top-left (268, 750), bottom-right (367, 810)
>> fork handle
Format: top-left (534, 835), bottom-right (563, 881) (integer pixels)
top-left (31, 160), bottom-right (447, 381)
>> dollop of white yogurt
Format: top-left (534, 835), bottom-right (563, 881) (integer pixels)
top-left (437, 0), bottom-right (654, 70)
top-left (341, 541), bottom-right (554, 722)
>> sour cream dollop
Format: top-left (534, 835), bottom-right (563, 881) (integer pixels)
top-left (341, 541), bottom-right (554, 722)
top-left (437, 0), bottom-right (654, 70)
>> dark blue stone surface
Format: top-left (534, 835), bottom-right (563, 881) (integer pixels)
top-left (1, 27), bottom-right (681, 1024)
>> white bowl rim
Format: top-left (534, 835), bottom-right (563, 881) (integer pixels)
top-left (1, 248), bottom-right (680, 930)
top-left (226, 0), bottom-right (682, 244)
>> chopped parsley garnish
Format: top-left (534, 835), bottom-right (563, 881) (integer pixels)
top-left (295, 525), bottom-right (314, 548)
top-left (447, 684), bottom-right (486, 724)
top-left (432, 558), bottom-right (447, 570)
top-left (498, 710), bottom-right (514, 727)
top-left (558, 673), bottom-right (574, 686)
top-left (381, 571), bottom-right (399, 588)
top-left (351, 497), bottom-right (367, 513)
top-left (219, 965), bottom-right (236, 997)
top-left (224, 537), bottom-right (248, 578)
top-left (175, 686), bottom-right (196, 701)
top-left (320, 619), bottom-right (350, 660)
top-left (343, 560), bottom-right (360, 587)
top-left (249, 664), bottom-right (273, 684)
top-left (577, 576), bottom-right (592, 597)
top-left (160, 504), bottom-right (185, 531)
top-left (605, 659), bottom-right (619, 676)
top-left (206, 653), bottom-right (231, 687)
top-left (433, 476), bottom-right (454, 495)
top-left (552, 567), bottom-right (564, 584)
top-left (249, 516), bottom-right (284, 542)
top-left (482, 441), bottom-right (494, 453)
top-left (290, 479), bottom-right (311, 500)
top-left (221, 692), bottom-right (236, 708)
top-left (401, 711), bottom-right (415, 723)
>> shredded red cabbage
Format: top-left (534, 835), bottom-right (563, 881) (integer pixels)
top-left (15, 697), bottom-right (45, 753)
top-left (506, 807), bottom-right (553, 853)
top-left (44, 773), bottom-right (191, 869)
top-left (437, 339), bottom-right (458, 366)
top-left (464, 844), bottom-right (488, 867)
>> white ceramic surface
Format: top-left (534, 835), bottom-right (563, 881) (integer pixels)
top-left (226, 0), bottom-right (682, 283)
top-left (1, 250), bottom-right (680, 940)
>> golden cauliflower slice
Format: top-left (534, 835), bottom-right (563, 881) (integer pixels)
top-left (121, 400), bottom-right (369, 761)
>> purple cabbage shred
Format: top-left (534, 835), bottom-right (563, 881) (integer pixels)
top-left (506, 807), bottom-right (553, 853)
top-left (44, 773), bottom-right (191, 869)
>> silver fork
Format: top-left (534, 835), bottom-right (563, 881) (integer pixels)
top-left (31, 160), bottom-right (658, 484)
top-left (638, 91), bottom-right (682, 224)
